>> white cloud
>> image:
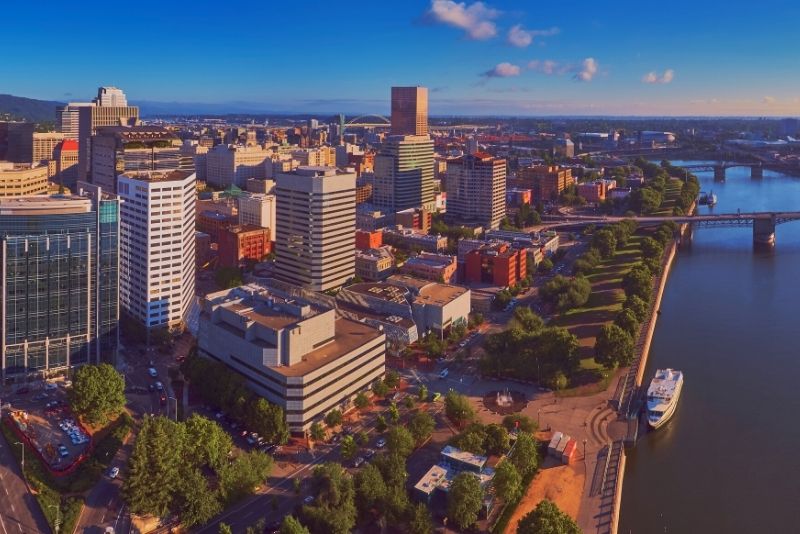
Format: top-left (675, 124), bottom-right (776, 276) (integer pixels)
top-left (428, 0), bottom-right (500, 40)
top-left (527, 59), bottom-right (566, 75)
top-left (642, 69), bottom-right (675, 84)
top-left (574, 58), bottom-right (598, 82)
top-left (507, 25), bottom-right (560, 47)
top-left (763, 96), bottom-right (776, 104)
top-left (481, 62), bottom-right (521, 78)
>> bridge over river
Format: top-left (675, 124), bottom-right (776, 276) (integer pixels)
top-left (545, 211), bottom-right (800, 245)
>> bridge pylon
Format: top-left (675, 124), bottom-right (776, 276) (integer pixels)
top-left (713, 165), bottom-right (726, 181)
top-left (751, 164), bottom-right (763, 179)
top-left (753, 215), bottom-right (776, 247)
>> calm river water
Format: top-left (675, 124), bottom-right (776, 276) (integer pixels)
top-left (619, 161), bottom-right (800, 533)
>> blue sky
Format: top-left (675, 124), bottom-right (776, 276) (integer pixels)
top-left (3, 0), bottom-right (799, 116)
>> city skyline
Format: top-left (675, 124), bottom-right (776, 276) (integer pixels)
top-left (3, 0), bottom-right (800, 116)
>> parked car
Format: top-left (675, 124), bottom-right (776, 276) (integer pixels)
top-left (147, 367), bottom-right (158, 378)
top-left (364, 448), bottom-right (376, 459)
top-left (44, 382), bottom-right (58, 391)
top-left (154, 381), bottom-right (164, 392)
top-left (303, 496), bottom-right (315, 505)
top-left (439, 368), bottom-right (449, 379)
top-left (353, 457), bottom-right (365, 468)
top-left (375, 438), bottom-right (386, 448)
top-left (108, 466), bottom-right (120, 479)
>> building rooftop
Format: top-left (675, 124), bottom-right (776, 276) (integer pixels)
top-left (415, 283), bottom-right (469, 306)
top-left (95, 125), bottom-right (176, 141)
top-left (0, 195), bottom-right (92, 215)
top-left (271, 316), bottom-right (383, 378)
top-left (414, 464), bottom-right (449, 496)
top-left (120, 170), bottom-right (194, 182)
top-left (346, 282), bottom-right (409, 304)
top-left (441, 445), bottom-right (488, 470)
top-left (226, 224), bottom-right (269, 235)
top-left (403, 254), bottom-right (455, 269)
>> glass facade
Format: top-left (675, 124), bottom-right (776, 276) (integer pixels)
top-left (0, 197), bottom-right (119, 379)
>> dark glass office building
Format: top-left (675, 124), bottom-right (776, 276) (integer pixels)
top-left (0, 187), bottom-right (120, 380)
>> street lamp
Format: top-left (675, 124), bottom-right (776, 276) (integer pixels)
top-left (537, 409), bottom-right (541, 429)
top-left (14, 441), bottom-right (24, 470)
top-left (48, 504), bottom-right (60, 534)
top-left (583, 438), bottom-right (587, 462)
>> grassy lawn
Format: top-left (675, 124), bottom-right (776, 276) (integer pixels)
top-left (650, 179), bottom-right (683, 216)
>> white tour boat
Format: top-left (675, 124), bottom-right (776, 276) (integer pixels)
top-left (646, 368), bottom-right (684, 429)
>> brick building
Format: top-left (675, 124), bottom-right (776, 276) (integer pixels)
top-left (218, 225), bottom-right (272, 268)
top-left (516, 165), bottom-right (574, 202)
top-left (395, 207), bottom-right (432, 232)
top-left (197, 210), bottom-right (237, 243)
top-left (356, 229), bottom-right (383, 250)
top-left (464, 242), bottom-right (527, 287)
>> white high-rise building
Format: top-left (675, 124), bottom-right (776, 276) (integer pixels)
top-left (238, 191), bottom-right (276, 236)
top-left (275, 166), bottom-right (356, 291)
top-left (94, 86), bottom-right (129, 107)
top-left (118, 170), bottom-right (196, 329)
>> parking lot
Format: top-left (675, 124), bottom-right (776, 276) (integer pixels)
top-left (5, 381), bottom-right (92, 470)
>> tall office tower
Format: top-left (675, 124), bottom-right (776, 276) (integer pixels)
top-left (372, 135), bottom-right (435, 213)
top-left (391, 86), bottom-right (428, 136)
top-left (32, 132), bottom-right (65, 164)
top-left (446, 152), bottom-right (507, 230)
top-left (56, 103), bottom-right (94, 140)
top-left (77, 94), bottom-right (139, 183)
top-left (205, 144), bottom-right (270, 188)
top-left (94, 86), bottom-right (128, 107)
top-left (275, 166), bottom-right (356, 291)
top-left (0, 122), bottom-right (35, 163)
top-left (238, 192), bottom-right (276, 236)
top-left (117, 170), bottom-right (196, 330)
top-left (0, 187), bottom-right (121, 379)
top-left (90, 126), bottom-right (191, 192)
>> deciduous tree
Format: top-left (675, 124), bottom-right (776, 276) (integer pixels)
top-left (69, 364), bottom-right (126, 425)
top-left (447, 473), bottom-right (483, 531)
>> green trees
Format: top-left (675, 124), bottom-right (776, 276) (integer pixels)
top-left (310, 422), bottom-right (326, 443)
top-left (444, 390), bottom-right (475, 427)
top-left (591, 228), bottom-right (617, 259)
top-left (447, 472), bottom-right (483, 530)
top-left (324, 409), bottom-right (343, 428)
top-left (594, 324), bottom-right (635, 369)
top-left (354, 464), bottom-right (387, 516)
top-left (641, 236), bottom-right (664, 261)
top-left (502, 413), bottom-right (536, 433)
top-left (493, 461), bottom-right (522, 503)
top-left (481, 323), bottom-right (580, 387)
top-left (540, 275), bottom-right (591, 311)
top-left (340, 435), bottom-right (357, 461)
top-left (375, 414), bottom-right (388, 432)
top-left (409, 502), bottom-right (434, 534)
top-left (512, 307), bottom-right (545, 333)
top-left (623, 264), bottom-right (653, 301)
top-left (450, 423), bottom-right (511, 456)
top-left (537, 257), bottom-right (554, 273)
top-left (384, 370), bottom-right (400, 388)
top-left (624, 295), bottom-right (649, 322)
top-left (417, 384), bottom-right (428, 402)
top-left (280, 516), bottom-right (310, 534)
top-left (69, 364), bottom-right (126, 425)
top-left (181, 354), bottom-right (288, 444)
top-left (510, 433), bottom-right (539, 478)
top-left (354, 391), bottom-right (370, 410)
top-left (123, 415), bottom-right (272, 527)
top-left (372, 378), bottom-right (390, 398)
top-left (388, 402), bottom-right (400, 424)
top-left (614, 308), bottom-right (640, 337)
top-left (387, 426), bottom-right (415, 457)
top-left (408, 411), bottom-right (435, 444)
top-left (517, 499), bottom-right (580, 534)
top-left (302, 463), bottom-right (357, 534)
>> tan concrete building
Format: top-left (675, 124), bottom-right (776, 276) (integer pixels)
top-left (290, 147), bottom-right (336, 167)
top-left (391, 86), bottom-right (428, 136)
top-left (238, 191), bottom-right (276, 235)
top-left (206, 144), bottom-right (271, 188)
top-left (373, 135), bottom-right (435, 213)
top-left (446, 152), bottom-right (506, 229)
top-left (54, 139), bottom-right (79, 187)
top-left (355, 245), bottom-right (395, 281)
top-left (0, 162), bottom-right (50, 196)
top-left (275, 166), bottom-right (356, 291)
top-left (32, 132), bottom-right (65, 164)
top-left (77, 105), bottom-right (140, 184)
top-left (198, 282), bottom-right (386, 432)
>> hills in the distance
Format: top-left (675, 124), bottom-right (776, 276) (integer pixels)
top-left (0, 94), bottom-right (65, 123)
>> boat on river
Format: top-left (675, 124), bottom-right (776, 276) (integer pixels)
top-left (646, 368), bottom-right (684, 429)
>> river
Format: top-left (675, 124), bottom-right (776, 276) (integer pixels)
top-left (619, 161), bottom-right (800, 533)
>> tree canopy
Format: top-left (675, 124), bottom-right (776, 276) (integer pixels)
top-left (69, 363), bottom-right (126, 425)
top-left (447, 472), bottom-right (483, 531)
top-left (517, 499), bottom-right (581, 534)
top-left (444, 390), bottom-right (475, 427)
top-left (302, 463), bottom-right (357, 534)
top-left (540, 275), bottom-right (591, 311)
top-left (594, 324), bottom-right (635, 369)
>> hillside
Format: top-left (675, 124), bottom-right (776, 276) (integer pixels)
top-left (0, 94), bottom-right (64, 123)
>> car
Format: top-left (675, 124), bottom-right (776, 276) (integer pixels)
top-left (15, 387), bottom-right (29, 395)
top-left (148, 384), bottom-right (156, 392)
top-left (108, 466), bottom-right (120, 479)
top-left (364, 448), bottom-right (376, 459)
top-left (353, 457), bottom-right (365, 468)
top-left (58, 445), bottom-right (69, 457)
top-left (375, 438), bottom-right (386, 448)
top-left (154, 381), bottom-right (164, 391)
top-left (331, 434), bottom-right (342, 444)
top-left (439, 369), bottom-right (449, 379)
top-left (33, 393), bottom-right (48, 401)
top-left (246, 433), bottom-right (259, 445)
top-left (303, 496), bottom-right (315, 505)
top-left (44, 382), bottom-right (58, 391)
top-left (147, 367), bottom-right (158, 378)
